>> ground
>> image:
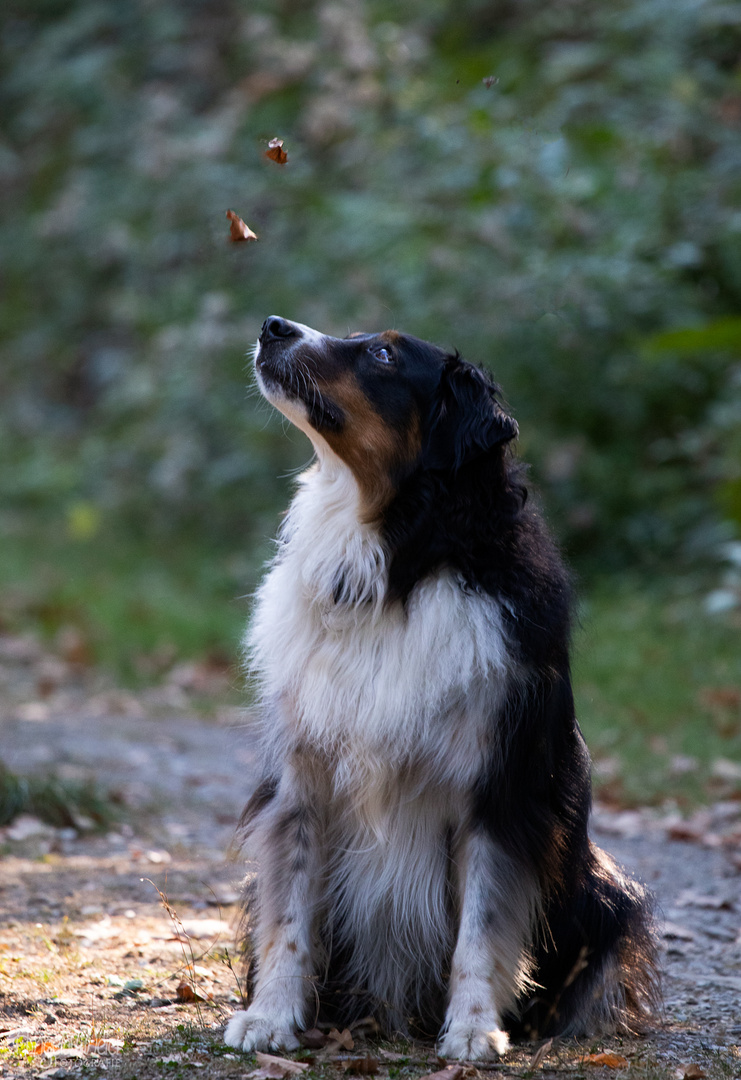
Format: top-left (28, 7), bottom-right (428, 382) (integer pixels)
top-left (1, 633), bottom-right (740, 1080)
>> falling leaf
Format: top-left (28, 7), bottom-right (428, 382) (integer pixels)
top-left (265, 137), bottom-right (288, 164)
top-left (226, 210), bottom-right (258, 243)
top-left (581, 1052), bottom-right (629, 1068)
top-left (327, 1027), bottom-right (354, 1051)
top-left (343, 1056), bottom-right (379, 1075)
top-left (529, 1038), bottom-right (554, 1070)
top-left (253, 1051), bottom-right (310, 1078)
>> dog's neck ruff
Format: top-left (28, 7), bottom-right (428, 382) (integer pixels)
top-left (247, 457), bottom-right (513, 791)
top-left (286, 456), bottom-right (389, 613)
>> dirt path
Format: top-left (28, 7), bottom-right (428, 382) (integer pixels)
top-left (1, 634), bottom-right (740, 1079)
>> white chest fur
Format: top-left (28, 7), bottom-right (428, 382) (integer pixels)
top-left (248, 460), bottom-right (513, 792)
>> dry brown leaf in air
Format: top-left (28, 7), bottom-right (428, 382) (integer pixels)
top-left (253, 1052), bottom-right (310, 1078)
top-left (226, 210), bottom-right (258, 243)
top-left (265, 137), bottom-right (288, 164)
top-left (529, 1038), bottom-right (554, 1070)
top-left (582, 1052), bottom-right (629, 1068)
top-left (327, 1027), bottom-right (354, 1051)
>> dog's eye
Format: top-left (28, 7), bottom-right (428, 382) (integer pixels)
top-left (371, 347), bottom-right (394, 365)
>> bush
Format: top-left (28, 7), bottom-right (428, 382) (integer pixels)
top-left (1, 0), bottom-right (739, 571)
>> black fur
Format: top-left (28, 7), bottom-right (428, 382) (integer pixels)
top-left (380, 351), bottom-right (656, 1037)
top-left (234, 321), bottom-right (658, 1048)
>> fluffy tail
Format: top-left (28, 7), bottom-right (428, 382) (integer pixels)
top-left (510, 844), bottom-right (659, 1040)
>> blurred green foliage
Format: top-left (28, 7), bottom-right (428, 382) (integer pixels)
top-left (0, 758), bottom-right (114, 828)
top-left (1, 0), bottom-right (741, 573)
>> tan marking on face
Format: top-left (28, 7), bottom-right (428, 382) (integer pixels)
top-left (320, 372), bottom-right (422, 522)
top-left (381, 330), bottom-right (402, 344)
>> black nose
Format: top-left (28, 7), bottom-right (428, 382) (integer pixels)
top-left (260, 316), bottom-right (299, 343)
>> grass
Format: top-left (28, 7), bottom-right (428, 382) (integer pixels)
top-left (1, 518), bottom-right (739, 809)
top-left (575, 580), bottom-right (741, 806)
top-left (0, 760), bottom-right (117, 828)
top-left (0, 518), bottom-right (267, 682)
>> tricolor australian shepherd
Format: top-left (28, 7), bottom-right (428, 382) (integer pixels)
top-left (224, 317), bottom-right (657, 1058)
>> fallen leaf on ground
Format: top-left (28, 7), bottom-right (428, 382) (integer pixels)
top-left (252, 1052), bottom-right (310, 1078)
top-left (529, 1038), bottom-right (554, 1070)
top-left (581, 1052), bottom-right (629, 1068)
top-left (34, 1042), bottom-right (58, 1054)
top-left (416, 1066), bottom-right (471, 1080)
top-left (327, 1027), bottom-right (354, 1051)
top-left (299, 1028), bottom-right (328, 1048)
top-left (677, 1066), bottom-right (707, 1080)
top-left (226, 210), bottom-right (258, 242)
top-left (88, 1038), bottom-right (125, 1052)
top-left (264, 137), bottom-right (288, 164)
top-left (174, 979), bottom-right (213, 1003)
top-left (343, 1056), bottom-right (379, 1075)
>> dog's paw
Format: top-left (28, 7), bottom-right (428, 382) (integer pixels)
top-left (223, 1010), bottom-right (301, 1053)
top-left (438, 1023), bottom-right (509, 1061)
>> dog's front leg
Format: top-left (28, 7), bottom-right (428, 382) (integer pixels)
top-left (224, 756), bottom-right (325, 1053)
top-left (439, 827), bottom-right (537, 1060)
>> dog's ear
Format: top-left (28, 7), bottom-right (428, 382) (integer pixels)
top-left (425, 355), bottom-right (518, 470)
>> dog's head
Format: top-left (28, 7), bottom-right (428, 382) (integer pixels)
top-left (255, 316), bottom-right (518, 520)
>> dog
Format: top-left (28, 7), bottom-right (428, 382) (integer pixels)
top-left (224, 317), bottom-right (657, 1059)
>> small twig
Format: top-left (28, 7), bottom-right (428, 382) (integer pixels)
top-left (142, 876), bottom-right (211, 1029)
top-left (222, 945), bottom-right (248, 1009)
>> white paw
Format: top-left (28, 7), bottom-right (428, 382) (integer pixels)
top-left (438, 1022), bottom-right (509, 1061)
top-left (223, 1009), bottom-right (301, 1053)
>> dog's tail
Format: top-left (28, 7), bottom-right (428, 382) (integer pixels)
top-left (510, 843), bottom-right (659, 1040)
